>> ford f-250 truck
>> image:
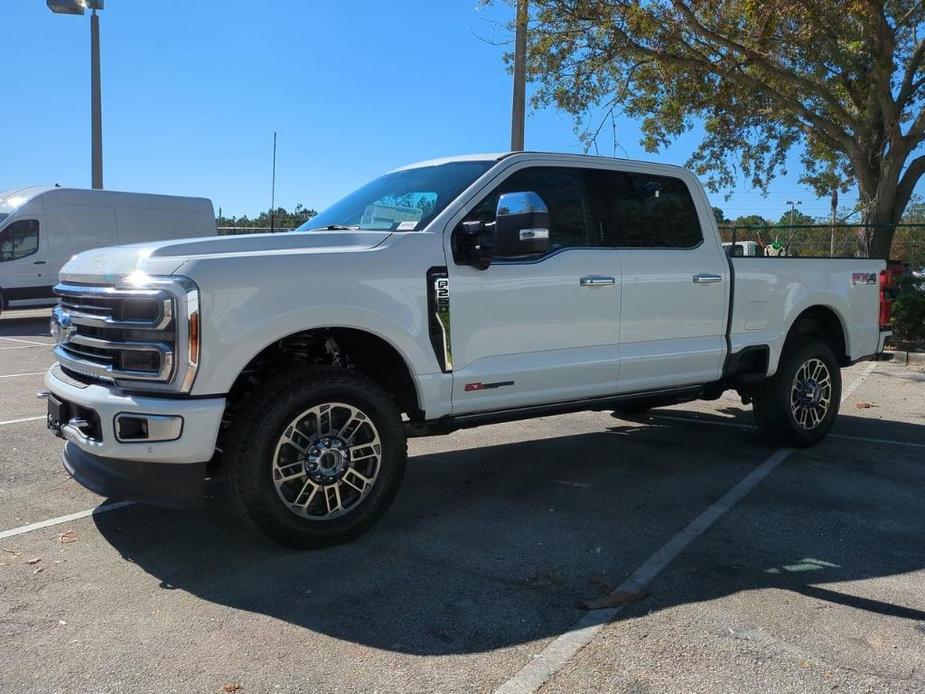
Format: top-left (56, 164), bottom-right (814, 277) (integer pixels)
top-left (41, 152), bottom-right (893, 547)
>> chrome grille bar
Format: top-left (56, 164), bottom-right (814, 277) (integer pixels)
top-left (52, 282), bottom-right (177, 383)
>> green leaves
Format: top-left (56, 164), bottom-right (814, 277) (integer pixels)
top-left (495, 0), bottom-right (925, 256)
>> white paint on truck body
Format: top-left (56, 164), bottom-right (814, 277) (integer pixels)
top-left (45, 151), bottom-right (886, 467)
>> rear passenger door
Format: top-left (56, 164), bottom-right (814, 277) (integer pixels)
top-left (591, 168), bottom-right (729, 392)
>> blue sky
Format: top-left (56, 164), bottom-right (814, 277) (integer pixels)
top-left (1, 1), bottom-right (899, 222)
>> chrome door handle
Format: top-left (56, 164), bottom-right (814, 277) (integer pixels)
top-left (692, 273), bottom-right (722, 284)
top-left (580, 275), bottom-right (616, 287)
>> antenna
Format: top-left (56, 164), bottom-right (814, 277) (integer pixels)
top-left (270, 132), bottom-right (277, 232)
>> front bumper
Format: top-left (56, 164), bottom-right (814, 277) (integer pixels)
top-left (62, 443), bottom-right (206, 508)
top-left (45, 365), bottom-right (225, 507)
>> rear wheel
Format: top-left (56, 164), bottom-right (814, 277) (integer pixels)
top-left (753, 338), bottom-right (841, 448)
top-left (222, 367), bottom-right (407, 548)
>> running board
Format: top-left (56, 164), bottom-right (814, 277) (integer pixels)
top-left (407, 386), bottom-right (704, 437)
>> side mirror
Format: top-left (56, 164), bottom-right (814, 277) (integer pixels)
top-left (451, 191), bottom-right (551, 271)
top-left (493, 191), bottom-right (550, 258)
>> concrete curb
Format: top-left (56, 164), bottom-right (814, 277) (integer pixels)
top-left (883, 349), bottom-right (925, 365)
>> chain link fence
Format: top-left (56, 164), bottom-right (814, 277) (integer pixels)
top-left (718, 224), bottom-right (925, 268)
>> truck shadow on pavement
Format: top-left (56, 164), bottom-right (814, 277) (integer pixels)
top-left (94, 411), bottom-right (925, 656)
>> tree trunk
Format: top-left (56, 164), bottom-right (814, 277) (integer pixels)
top-left (861, 205), bottom-right (897, 259)
top-left (856, 159), bottom-right (901, 260)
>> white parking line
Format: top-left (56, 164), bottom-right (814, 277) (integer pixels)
top-left (0, 501), bottom-right (135, 541)
top-left (0, 415), bottom-right (46, 426)
top-left (494, 363), bottom-right (877, 694)
top-left (653, 415), bottom-right (925, 450)
top-left (0, 337), bottom-right (52, 347)
top-left (0, 371), bottom-right (46, 379)
top-left (0, 344), bottom-right (45, 351)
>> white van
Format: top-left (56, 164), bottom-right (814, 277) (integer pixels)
top-left (0, 187), bottom-right (216, 312)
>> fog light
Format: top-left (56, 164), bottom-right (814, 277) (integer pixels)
top-left (115, 414), bottom-right (183, 443)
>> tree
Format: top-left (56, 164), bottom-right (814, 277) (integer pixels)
top-left (712, 206), bottom-right (728, 225)
top-left (217, 204), bottom-right (317, 231)
top-left (731, 214), bottom-right (772, 228)
top-left (511, 1), bottom-right (925, 258)
top-left (776, 209), bottom-right (815, 227)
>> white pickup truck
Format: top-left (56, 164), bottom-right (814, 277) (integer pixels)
top-left (42, 152), bottom-right (894, 547)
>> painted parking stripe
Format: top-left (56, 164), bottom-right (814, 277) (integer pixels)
top-left (0, 344), bottom-right (45, 351)
top-left (0, 337), bottom-right (53, 347)
top-left (494, 363), bottom-right (876, 694)
top-left (0, 415), bottom-right (46, 426)
top-left (653, 414), bottom-right (925, 450)
top-left (0, 501), bottom-right (135, 541)
top-left (0, 371), bottom-right (46, 379)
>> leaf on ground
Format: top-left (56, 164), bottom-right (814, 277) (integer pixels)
top-left (25, 557), bottom-right (41, 565)
top-left (58, 528), bottom-right (78, 544)
top-left (218, 684), bottom-right (242, 693)
top-left (580, 589), bottom-right (649, 611)
top-left (854, 402), bottom-right (878, 409)
top-left (33, 567), bottom-right (44, 574)
top-left (2, 548), bottom-right (19, 555)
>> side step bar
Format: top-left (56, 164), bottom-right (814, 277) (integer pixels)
top-left (407, 385), bottom-right (703, 437)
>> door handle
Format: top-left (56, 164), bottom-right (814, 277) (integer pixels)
top-left (580, 275), bottom-right (616, 287)
top-left (692, 273), bottom-right (722, 284)
top-left (33, 261), bottom-right (47, 265)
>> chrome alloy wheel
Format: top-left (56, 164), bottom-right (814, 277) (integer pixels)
top-left (271, 402), bottom-right (382, 520)
top-left (790, 358), bottom-right (832, 430)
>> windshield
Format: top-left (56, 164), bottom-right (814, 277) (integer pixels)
top-left (297, 161), bottom-right (494, 232)
top-left (0, 213), bottom-right (7, 225)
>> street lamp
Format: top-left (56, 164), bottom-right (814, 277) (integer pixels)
top-left (47, 0), bottom-right (105, 190)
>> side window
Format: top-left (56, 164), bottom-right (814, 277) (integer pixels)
top-left (594, 171), bottom-right (702, 248)
top-left (0, 219), bottom-right (40, 262)
top-left (463, 167), bottom-right (592, 252)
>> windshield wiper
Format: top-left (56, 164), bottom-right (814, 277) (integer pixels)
top-left (303, 224), bottom-right (361, 232)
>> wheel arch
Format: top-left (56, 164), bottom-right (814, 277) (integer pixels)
top-left (781, 304), bottom-right (849, 367)
top-left (223, 325), bottom-right (423, 424)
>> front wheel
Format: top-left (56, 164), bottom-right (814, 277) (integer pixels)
top-left (752, 338), bottom-right (842, 448)
top-left (222, 367), bottom-right (407, 548)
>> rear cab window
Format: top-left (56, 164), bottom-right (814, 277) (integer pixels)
top-left (592, 170), bottom-right (703, 248)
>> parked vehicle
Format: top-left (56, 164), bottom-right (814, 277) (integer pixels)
top-left (0, 187), bottom-right (215, 313)
top-left (41, 152), bottom-right (892, 547)
top-left (722, 240), bottom-right (760, 256)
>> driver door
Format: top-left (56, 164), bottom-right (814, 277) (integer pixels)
top-left (444, 164), bottom-right (622, 415)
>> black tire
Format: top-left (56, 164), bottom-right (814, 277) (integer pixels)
top-left (752, 338), bottom-right (842, 448)
top-left (222, 366), bottom-right (407, 548)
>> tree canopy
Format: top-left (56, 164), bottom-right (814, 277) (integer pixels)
top-left (217, 203), bottom-right (317, 231)
top-left (508, 0), bottom-right (925, 258)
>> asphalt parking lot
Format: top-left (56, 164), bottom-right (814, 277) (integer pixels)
top-left (1, 308), bottom-right (923, 694)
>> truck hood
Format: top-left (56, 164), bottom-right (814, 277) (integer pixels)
top-left (59, 231), bottom-right (392, 284)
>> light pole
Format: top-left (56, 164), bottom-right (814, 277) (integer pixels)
top-left (785, 200), bottom-right (801, 255)
top-left (47, 1), bottom-right (104, 190)
top-left (786, 200), bottom-right (802, 230)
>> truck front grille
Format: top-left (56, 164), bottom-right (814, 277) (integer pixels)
top-left (53, 284), bottom-right (176, 382)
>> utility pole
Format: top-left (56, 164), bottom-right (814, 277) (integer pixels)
top-left (829, 187), bottom-right (838, 257)
top-left (270, 132), bottom-right (277, 232)
top-left (90, 7), bottom-right (103, 189)
top-left (510, 0), bottom-right (528, 151)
